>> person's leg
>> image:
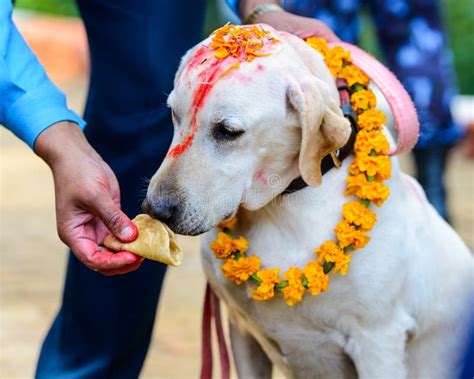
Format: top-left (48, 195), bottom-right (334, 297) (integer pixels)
top-left (368, 0), bottom-right (464, 222)
top-left (35, 1), bottom-right (205, 378)
top-left (412, 146), bottom-right (451, 222)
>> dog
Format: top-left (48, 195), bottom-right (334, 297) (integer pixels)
top-left (143, 25), bottom-right (474, 378)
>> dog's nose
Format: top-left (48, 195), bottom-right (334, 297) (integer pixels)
top-left (142, 195), bottom-right (177, 223)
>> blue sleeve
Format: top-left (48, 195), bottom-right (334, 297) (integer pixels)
top-left (0, 0), bottom-right (85, 148)
top-left (225, 0), bottom-right (240, 17)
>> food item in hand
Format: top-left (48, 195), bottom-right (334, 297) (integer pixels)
top-left (103, 214), bottom-right (183, 266)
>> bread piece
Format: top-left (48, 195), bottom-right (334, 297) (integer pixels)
top-left (103, 214), bottom-right (183, 266)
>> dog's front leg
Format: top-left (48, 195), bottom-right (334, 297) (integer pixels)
top-left (229, 321), bottom-right (272, 379)
top-left (345, 312), bottom-right (415, 379)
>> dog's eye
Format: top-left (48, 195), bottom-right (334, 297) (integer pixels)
top-left (213, 121), bottom-right (245, 141)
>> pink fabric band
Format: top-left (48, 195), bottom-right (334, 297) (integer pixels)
top-left (329, 42), bottom-right (420, 155)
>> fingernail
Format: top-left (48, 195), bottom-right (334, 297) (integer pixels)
top-left (122, 226), bottom-right (134, 239)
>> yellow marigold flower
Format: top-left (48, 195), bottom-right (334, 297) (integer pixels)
top-left (327, 46), bottom-right (352, 64)
top-left (350, 89), bottom-right (376, 112)
top-left (216, 216), bottom-right (237, 229)
top-left (342, 201), bottom-right (377, 231)
top-left (306, 37), bottom-right (329, 56)
top-left (315, 241), bottom-right (351, 276)
top-left (345, 173), bottom-right (369, 197)
top-left (303, 261), bottom-right (329, 296)
top-left (354, 129), bottom-right (390, 155)
top-left (339, 64), bottom-right (369, 86)
top-left (211, 232), bottom-right (248, 259)
top-left (355, 155), bottom-right (392, 179)
top-left (349, 160), bottom-right (361, 176)
top-left (323, 46), bottom-right (351, 77)
top-left (359, 182), bottom-right (390, 206)
top-left (345, 174), bottom-right (390, 206)
top-left (252, 268), bottom-right (281, 301)
top-left (222, 256), bottom-right (261, 285)
top-left (357, 109), bottom-right (387, 131)
top-left (282, 267), bottom-right (305, 306)
top-left (215, 46), bottom-right (230, 59)
top-left (335, 220), bottom-right (370, 250)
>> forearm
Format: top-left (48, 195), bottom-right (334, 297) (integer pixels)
top-left (34, 121), bottom-right (96, 168)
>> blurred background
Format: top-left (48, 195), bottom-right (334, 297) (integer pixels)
top-left (1, 0), bottom-right (473, 377)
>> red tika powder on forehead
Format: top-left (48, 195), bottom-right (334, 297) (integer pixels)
top-left (167, 24), bottom-right (280, 159)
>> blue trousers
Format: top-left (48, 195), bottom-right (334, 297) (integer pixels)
top-left (35, 1), bottom-right (205, 377)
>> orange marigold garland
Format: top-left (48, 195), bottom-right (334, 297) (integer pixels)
top-left (210, 35), bottom-right (392, 306)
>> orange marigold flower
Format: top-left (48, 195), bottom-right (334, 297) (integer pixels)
top-left (345, 173), bottom-right (369, 197)
top-left (354, 155), bottom-right (392, 179)
top-left (303, 261), bottom-right (329, 296)
top-left (222, 256), bottom-right (261, 285)
top-left (342, 201), bottom-right (377, 231)
top-left (210, 24), bottom-right (279, 63)
top-left (349, 160), bottom-right (361, 176)
top-left (327, 46), bottom-right (352, 64)
top-left (314, 241), bottom-right (351, 276)
top-left (216, 216), bottom-right (237, 230)
top-left (359, 182), bottom-right (390, 206)
top-left (354, 129), bottom-right (390, 155)
top-left (357, 109), bottom-right (387, 131)
top-left (350, 89), bottom-right (376, 112)
top-left (282, 267), bottom-right (305, 306)
top-left (211, 232), bottom-right (248, 259)
top-left (345, 174), bottom-right (390, 206)
top-left (252, 268), bottom-right (281, 301)
top-left (324, 46), bottom-right (352, 77)
top-left (335, 220), bottom-right (370, 250)
top-left (339, 64), bottom-right (369, 87)
top-left (306, 36), bottom-right (329, 56)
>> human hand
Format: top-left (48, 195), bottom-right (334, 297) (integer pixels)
top-left (239, 1), bottom-right (340, 42)
top-left (35, 122), bottom-right (143, 275)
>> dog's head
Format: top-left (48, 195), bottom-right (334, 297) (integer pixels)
top-left (143, 25), bottom-right (351, 235)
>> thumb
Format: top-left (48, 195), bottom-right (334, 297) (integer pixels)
top-left (91, 196), bottom-right (138, 242)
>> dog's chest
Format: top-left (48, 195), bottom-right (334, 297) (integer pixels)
top-left (201, 228), bottom-right (361, 377)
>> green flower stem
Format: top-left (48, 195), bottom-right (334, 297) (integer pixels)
top-left (323, 261), bottom-right (335, 274)
top-left (360, 199), bottom-right (371, 207)
top-left (301, 277), bottom-right (309, 288)
top-left (369, 149), bottom-right (377, 156)
top-left (250, 274), bottom-right (262, 285)
top-left (275, 281), bottom-right (289, 291)
top-left (234, 252), bottom-right (243, 260)
top-left (353, 84), bottom-right (365, 92)
top-left (367, 175), bottom-right (376, 182)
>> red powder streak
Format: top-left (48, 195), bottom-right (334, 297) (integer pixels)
top-left (256, 63), bottom-right (265, 71)
top-left (167, 57), bottom-right (231, 158)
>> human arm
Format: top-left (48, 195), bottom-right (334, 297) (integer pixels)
top-left (226, 0), bottom-right (340, 42)
top-left (35, 122), bottom-right (143, 276)
top-left (1, 1), bottom-right (142, 274)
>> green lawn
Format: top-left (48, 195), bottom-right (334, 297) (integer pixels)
top-left (14, 0), bottom-right (474, 94)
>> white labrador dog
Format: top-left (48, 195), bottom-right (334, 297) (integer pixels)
top-left (143, 27), bottom-right (473, 379)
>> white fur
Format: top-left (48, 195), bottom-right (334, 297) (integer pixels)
top-left (147, 27), bottom-right (474, 378)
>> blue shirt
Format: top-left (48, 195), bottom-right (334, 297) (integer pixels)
top-left (0, 0), bottom-right (85, 148)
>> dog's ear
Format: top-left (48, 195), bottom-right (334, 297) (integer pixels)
top-left (287, 77), bottom-right (351, 186)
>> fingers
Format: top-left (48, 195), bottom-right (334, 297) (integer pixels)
top-left (99, 257), bottom-right (145, 276)
top-left (89, 196), bottom-right (138, 243)
top-left (70, 238), bottom-right (142, 272)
